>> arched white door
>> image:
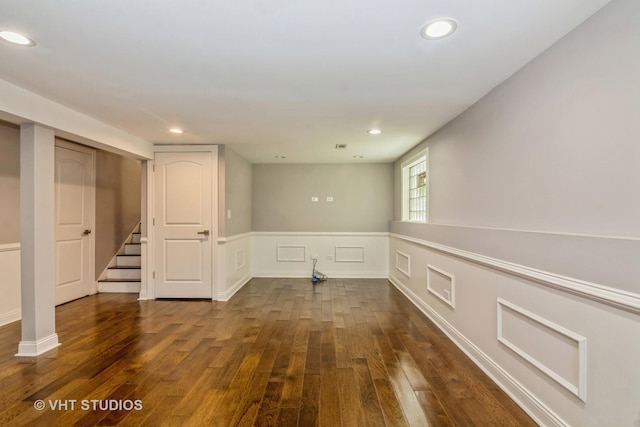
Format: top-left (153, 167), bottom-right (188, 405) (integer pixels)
top-left (154, 151), bottom-right (214, 298)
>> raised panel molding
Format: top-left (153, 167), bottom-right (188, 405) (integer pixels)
top-left (497, 298), bottom-right (587, 402)
top-left (335, 246), bottom-right (364, 263)
top-left (235, 249), bottom-right (246, 271)
top-left (395, 250), bottom-right (411, 277)
top-left (427, 264), bottom-right (455, 309)
top-left (276, 245), bottom-right (307, 262)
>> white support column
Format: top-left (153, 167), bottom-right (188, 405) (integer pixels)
top-left (16, 123), bottom-right (60, 356)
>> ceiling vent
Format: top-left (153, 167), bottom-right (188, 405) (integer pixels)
top-left (335, 144), bottom-right (348, 149)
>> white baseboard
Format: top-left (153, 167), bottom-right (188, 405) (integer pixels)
top-left (388, 273), bottom-right (568, 427)
top-left (16, 333), bottom-right (61, 357)
top-left (0, 308), bottom-right (21, 327)
top-left (218, 273), bottom-right (252, 301)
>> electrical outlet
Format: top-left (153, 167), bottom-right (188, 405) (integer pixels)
top-left (326, 255), bottom-right (333, 261)
top-left (310, 254), bottom-right (319, 260)
top-left (227, 209), bottom-right (232, 219)
top-left (326, 196), bottom-right (334, 202)
top-left (311, 197), bottom-right (319, 202)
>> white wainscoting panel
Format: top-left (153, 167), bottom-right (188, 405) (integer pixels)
top-left (0, 243), bottom-right (21, 326)
top-left (253, 232), bottom-right (388, 278)
top-left (427, 264), bottom-right (455, 309)
top-left (217, 233), bottom-right (252, 301)
top-left (497, 298), bottom-right (587, 401)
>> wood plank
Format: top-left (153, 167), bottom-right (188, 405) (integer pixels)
top-left (337, 368), bottom-right (365, 427)
top-left (280, 352), bottom-right (306, 408)
top-left (254, 381), bottom-right (283, 427)
top-left (298, 374), bottom-right (320, 427)
top-left (373, 378), bottom-right (409, 427)
top-left (319, 364), bottom-right (341, 426)
top-left (353, 358), bottom-right (386, 427)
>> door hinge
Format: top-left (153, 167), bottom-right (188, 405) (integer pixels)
top-left (152, 164), bottom-right (155, 172)
top-left (153, 218), bottom-right (155, 226)
top-left (152, 271), bottom-right (155, 279)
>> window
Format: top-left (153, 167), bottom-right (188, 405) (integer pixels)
top-left (402, 148), bottom-right (428, 222)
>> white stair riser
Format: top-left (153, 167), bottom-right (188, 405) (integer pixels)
top-left (124, 244), bottom-right (141, 255)
top-left (98, 281), bottom-right (141, 293)
top-left (107, 268), bottom-right (141, 280)
top-left (116, 256), bottom-right (141, 267)
top-left (132, 234), bottom-right (141, 244)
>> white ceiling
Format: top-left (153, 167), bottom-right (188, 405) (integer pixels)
top-left (0, 0), bottom-right (611, 163)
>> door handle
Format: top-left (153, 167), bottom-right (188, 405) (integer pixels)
top-left (197, 230), bottom-right (210, 237)
top-left (83, 229), bottom-right (92, 236)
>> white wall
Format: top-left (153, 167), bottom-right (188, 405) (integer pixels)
top-left (389, 0), bottom-right (640, 425)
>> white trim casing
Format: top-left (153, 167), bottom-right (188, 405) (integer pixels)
top-left (401, 147), bottom-right (429, 223)
top-left (140, 158), bottom-right (155, 300)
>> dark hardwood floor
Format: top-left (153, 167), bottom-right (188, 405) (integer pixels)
top-left (0, 278), bottom-right (535, 426)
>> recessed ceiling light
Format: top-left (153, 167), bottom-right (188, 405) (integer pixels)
top-left (420, 18), bottom-right (457, 40)
top-left (274, 155), bottom-right (286, 159)
top-left (0, 30), bottom-right (36, 46)
top-left (169, 128), bottom-right (183, 134)
top-left (367, 129), bottom-right (382, 135)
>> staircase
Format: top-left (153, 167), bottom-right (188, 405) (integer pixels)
top-left (97, 227), bottom-right (142, 293)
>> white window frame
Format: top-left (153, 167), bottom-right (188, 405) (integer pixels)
top-left (401, 148), bottom-right (429, 223)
